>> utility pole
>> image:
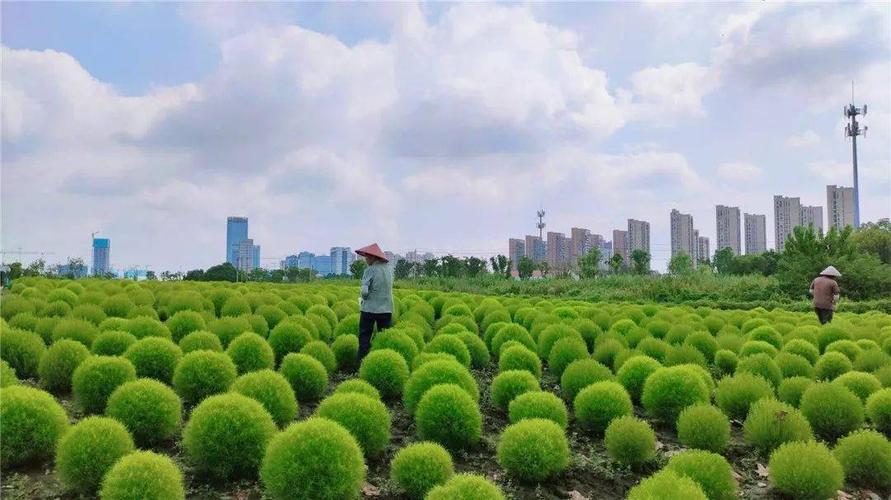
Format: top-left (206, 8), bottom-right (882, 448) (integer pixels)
top-left (844, 82), bottom-right (867, 228)
top-left (536, 209), bottom-right (546, 240)
top-left (91, 231), bottom-right (99, 275)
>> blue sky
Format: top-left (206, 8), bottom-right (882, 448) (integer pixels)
top-left (2, 2), bottom-right (889, 272)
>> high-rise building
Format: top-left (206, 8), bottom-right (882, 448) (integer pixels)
top-left (313, 256), bottom-right (332, 276)
top-left (404, 250), bottom-right (435, 264)
top-left (226, 217), bottom-right (249, 264)
top-left (800, 205), bottom-right (824, 235)
top-left (670, 209), bottom-right (696, 259)
top-left (627, 219), bottom-right (650, 268)
top-left (827, 185), bottom-right (855, 231)
top-left (716, 205), bottom-right (741, 255)
top-left (525, 235), bottom-right (546, 263)
top-left (508, 238), bottom-right (526, 271)
top-left (697, 235), bottom-right (710, 265)
top-left (297, 251), bottom-right (315, 270)
top-left (546, 231), bottom-right (569, 270)
top-left (252, 244), bottom-right (260, 269)
top-left (330, 247), bottom-right (354, 275)
top-left (281, 255), bottom-right (299, 269)
top-left (774, 195), bottom-right (802, 252)
top-left (598, 240), bottom-right (613, 270)
top-left (569, 227), bottom-right (591, 265)
top-left (744, 213), bottom-right (768, 255)
top-left (612, 229), bottom-right (628, 264)
top-left (589, 233), bottom-right (605, 249)
top-left (235, 239), bottom-right (257, 272)
top-left (92, 238), bottom-right (110, 276)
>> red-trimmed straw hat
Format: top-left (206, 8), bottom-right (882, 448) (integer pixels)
top-left (356, 243), bottom-right (388, 262)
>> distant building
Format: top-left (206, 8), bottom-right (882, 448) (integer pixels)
top-left (313, 256), bottom-right (332, 276)
top-left (827, 185), bottom-right (855, 231)
top-left (235, 239), bottom-right (258, 272)
top-left (800, 205), bottom-right (824, 236)
top-left (744, 213), bottom-right (767, 255)
top-left (697, 235), bottom-right (710, 265)
top-left (508, 238), bottom-right (526, 271)
top-left (627, 219), bottom-right (650, 261)
top-left (716, 205), bottom-right (741, 255)
top-left (598, 240), bottom-right (613, 270)
top-left (253, 244), bottom-right (260, 269)
top-left (330, 247), bottom-right (354, 275)
top-left (297, 251), bottom-right (315, 270)
top-left (525, 235), bottom-right (546, 263)
top-left (281, 255), bottom-right (299, 269)
top-left (92, 238), bottom-right (110, 276)
top-left (56, 262), bottom-right (90, 279)
top-left (569, 227), bottom-right (591, 265)
top-left (612, 229), bottom-right (628, 264)
top-left (404, 250), bottom-right (435, 264)
top-left (670, 209), bottom-right (696, 259)
top-left (546, 231), bottom-right (569, 270)
top-left (774, 195), bottom-right (802, 252)
top-left (226, 217), bottom-right (249, 264)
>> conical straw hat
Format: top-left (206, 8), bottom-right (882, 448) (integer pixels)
top-left (355, 243), bottom-right (388, 262)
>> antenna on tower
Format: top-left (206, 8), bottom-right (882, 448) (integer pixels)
top-left (536, 209), bottom-right (546, 240)
top-left (843, 81), bottom-right (866, 228)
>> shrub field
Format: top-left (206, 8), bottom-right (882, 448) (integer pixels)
top-left (2, 277), bottom-right (891, 499)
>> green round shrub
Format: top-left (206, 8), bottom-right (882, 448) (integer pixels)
top-left (226, 332), bottom-right (274, 374)
top-left (714, 349), bottom-right (738, 376)
top-left (403, 359), bottom-right (478, 414)
top-left (616, 355), bottom-right (662, 403)
top-left (854, 349), bottom-right (891, 372)
top-left (832, 370), bottom-right (881, 402)
top-left (800, 382), bottom-right (864, 441)
top-left (774, 352), bottom-right (815, 379)
top-left (496, 418), bottom-right (569, 482)
top-left (279, 353), bottom-right (329, 402)
top-left (782, 338), bottom-right (820, 364)
top-left (777, 376), bottom-right (814, 407)
top-left (499, 345), bottom-right (541, 378)
top-left (508, 391), bottom-right (568, 429)
top-left (166, 310), bottom-right (206, 343)
top-left (736, 353), bottom-right (782, 387)
top-left (72, 303), bottom-right (107, 325)
top-left (183, 393), bottom-right (276, 479)
top-left (714, 372), bottom-right (774, 420)
top-left (72, 356), bottom-right (137, 414)
top-left (547, 337), bottom-right (589, 378)
top-left (676, 404), bottom-right (730, 453)
top-left (92, 330), bottom-right (137, 356)
top-left (106, 378), bottom-right (181, 446)
top-left (574, 381), bottom-right (632, 434)
top-left (415, 383), bottom-right (482, 450)
top-left (491, 370), bottom-right (539, 410)
top-left (641, 366), bottom-right (709, 423)
top-left (456, 331), bottom-right (490, 369)
top-left (826, 339), bottom-right (861, 361)
top-left (51, 318), bottom-right (99, 348)
top-left (604, 415), bottom-right (655, 467)
top-left (178, 330), bottom-right (223, 353)
top-left (0, 327), bottom-right (46, 379)
top-left (99, 450), bottom-right (185, 500)
top-left (206, 316), bottom-right (251, 347)
top-left (815, 351), bottom-right (852, 380)
top-left (637, 337), bottom-right (671, 363)
top-left (358, 348), bottom-right (410, 400)
top-left (747, 325), bottom-right (782, 349)
top-left (56, 416), bottom-right (135, 494)
top-left (768, 441), bottom-right (843, 500)
top-left (260, 417), bottom-right (365, 500)
top-left (0, 360), bottom-right (18, 388)
top-left (742, 398), bottom-right (813, 453)
top-left (426, 473), bottom-right (505, 500)
top-left (372, 329), bottom-right (419, 365)
top-left (833, 429), bottom-right (891, 489)
top-left (126, 316), bottom-right (170, 340)
top-left (592, 339), bottom-right (627, 368)
top-left (424, 335), bottom-right (471, 368)
top-left (684, 332), bottom-right (718, 362)
top-left (316, 392), bottom-right (390, 456)
top-left (538, 324), bottom-right (584, 360)
top-left (38, 339), bottom-right (90, 393)
top-left (0, 385), bottom-right (69, 466)
top-left (560, 359), bottom-right (613, 403)
top-left (123, 337), bottom-right (182, 384)
top-left (665, 450), bottom-right (736, 500)
top-left (231, 369), bottom-right (297, 427)
top-left (255, 305), bottom-right (286, 330)
top-left (300, 340), bottom-right (337, 374)
top-left (390, 442), bottom-right (454, 499)
top-left (267, 321), bottom-right (312, 364)
top-left (334, 378), bottom-right (381, 400)
top-left (491, 324), bottom-right (535, 356)
top-left (172, 350), bottom-right (238, 405)
top-left (866, 388), bottom-right (891, 434)
top-left (331, 334), bottom-right (359, 371)
top-left (627, 470), bottom-right (706, 500)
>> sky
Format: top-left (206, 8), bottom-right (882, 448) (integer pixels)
top-left (2, 2), bottom-right (890, 273)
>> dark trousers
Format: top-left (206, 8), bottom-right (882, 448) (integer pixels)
top-left (815, 308), bottom-right (834, 324)
top-left (358, 311), bottom-right (392, 361)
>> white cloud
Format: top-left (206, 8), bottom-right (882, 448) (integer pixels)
top-left (786, 130), bottom-right (820, 147)
top-left (716, 162), bottom-right (763, 182)
top-left (620, 62), bottom-right (720, 125)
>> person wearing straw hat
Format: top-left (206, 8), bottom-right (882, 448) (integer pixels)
top-left (810, 265), bottom-right (841, 324)
top-left (355, 243), bottom-right (394, 361)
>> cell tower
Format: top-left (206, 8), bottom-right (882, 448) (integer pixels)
top-left (536, 209), bottom-right (546, 239)
top-left (844, 83), bottom-right (867, 228)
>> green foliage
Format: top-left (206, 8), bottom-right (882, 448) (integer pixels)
top-left (714, 372), bottom-right (774, 420)
top-left (499, 345), bottom-right (542, 378)
top-left (604, 415), bottom-right (656, 468)
top-left (768, 441), bottom-right (843, 500)
top-left (126, 316), bottom-right (171, 340)
top-left (490, 370), bottom-right (539, 410)
top-left (172, 351), bottom-right (237, 405)
top-left (260, 417), bottom-right (365, 500)
top-left (574, 381), bottom-right (632, 434)
top-left (491, 324), bottom-right (535, 356)
top-left (0, 327), bottom-right (46, 379)
top-left (736, 353), bottom-right (782, 387)
top-left (38, 339), bottom-right (90, 393)
top-left (415, 383), bottom-right (482, 450)
top-left (641, 366), bottom-right (709, 423)
top-left (457, 331), bottom-right (490, 368)
top-left (124, 337), bottom-right (182, 384)
top-left (55, 416), bottom-right (135, 494)
top-left (166, 310), bottom-right (206, 343)
top-left (508, 391), bottom-right (568, 429)
top-left (231, 370), bottom-right (297, 427)
top-left (799, 382), bottom-right (864, 441)
top-left (815, 351), bottom-right (852, 380)
top-left (182, 393), bottom-right (276, 479)
top-left (178, 330), bottom-right (223, 353)
top-left (403, 359), bottom-right (478, 414)
top-left (832, 370), bottom-right (881, 402)
top-left (316, 392), bottom-right (391, 456)
top-left (626, 470), bottom-right (707, 500)
top-left (390, 442), bottom-right (454, 499)
top-left (372, 329), bottom-right (419, 365)
top-left (226, 332), bottom-right (274, 374)
top-left (92, 330), bottom-right (137, 356)
top-left (0, 360), bottom-right (19, 388)
top-left (424, 335), bottom-right (472, 368)
top-left (833, 429), bottom-right (891, 489)
top-left (866, 388), bottom-right (891, 434)
top-left (267, 321), bottom-right (312, 364)
top-left (359, 348), bottom-right (410, 400)
top-left (665, 450), bottom-right (736, 500)
top-left (777, 376), bottom-right (814, 407)
top-left (72, 356), bottom-right (137, 414)
top-left (334, 378), bottom-right (381, 400)
top-left (279, 353), bottom-right (329, 402)
top-left (714, 349), bottom-right (738, 376)
top-left (616, 355), bottom-right (662, 403)
top-left (547, 337), bottom-right (589, 378)
top-left (782, 338), bottom-right (820, 364)
top-left (496, 418), bottom-right (569, 482)
top-left (99, 450), bottom-right (185, 500)
top-left (742, 399), bottom-right (813, 454)
top-left (0, 386), bottom-right (69, 466)
top-left (560, 359), bottom-right (614, 403)
top-left (331, 334), bottom-right (359, 372)
top-left (676, 404), bottom-right (730, 453)
top-left (106, 378), bottom-right (182, 446)
top-left (426, 473), bottom-right (505, 500)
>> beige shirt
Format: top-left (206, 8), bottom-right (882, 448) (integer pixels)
top-left (810, 276), bottom-right (840, 310)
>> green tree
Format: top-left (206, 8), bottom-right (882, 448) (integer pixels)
top-left (851, 219), bottom-right (891, 264)
top-left (630, 250), bottom-right (650, 275)
top-left (440, 255), bottom-right (464, 277)
top-left (3, 262), bottom-right (23, 281)
top-left (393, 259), bottom-right (413, 279)
top-left (183, 269), bottom-right (205, 281)
top-left (517, 256), bottom-right (535, 280)
top-left (713, 247), bottom-right (735, 274)
top-left (464, 257), bottom-right (487, 277)
top-left (489, 255), bottom-right (511, 277)
top-left (203, 262), bottom-right (238, 282)
top-left (24, 258), bottom-right (46, 277)
top-left (349, 259), bottom-right (367, 279)
top-left (538, 261), bottom-right (550, 277)
top-left (421, 259), bottom-right (440, 277)
top-left (667, 252), bottom-right (693, 275)
top-left (577, 247), bottom-right (603, 279)
top-left (608, 254), bottom-right (624, 274)
top-left (145, 270), bottom-right (157, 280)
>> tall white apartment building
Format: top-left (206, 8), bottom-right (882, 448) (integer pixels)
top-left (745, 213), bottom-right (767, 255)
top-left (670, 209), bottom-right (696, 258)
top-left (774, 195), bottom-right (802, 252)
top-left (800, 205), bottom-right (824, 235)
top-left (827, 185), bottom-right (854, 231)
top-left (715, 205), bottom-right (741, 255)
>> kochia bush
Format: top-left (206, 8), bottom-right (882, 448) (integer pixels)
top-left (603, 415), bottom-right (656, 468)
top-left (178, 330), bottom-right (223, 353)
top-left (0, 327), bottom-right (46, 379)
top-left (560, 359), bottom-right (614, 403)
top-left (498, 345), bottom-right (542, 378)
top-left (865, 388), bottom-right (891, 434)
top-left (123, 337), bottom-right (183, 384)
top-left (390, 442), bottom-right (454, 499)
top-left (423, 335), bottom-right (472, 368)
top-left (359, 348), bottom-right (410, 400)
top-left (331, 334), bottom-right (359, 372)
top-left (55, 416), bottom-right (135, 494)
top-left (300, 340), bottom-right (338, 374)
top-left (226, 332), bottom-right (275, 374)
top-left (106, 378), bottom-right (182, 446)
top-left (231, 369), bottom-right (297, 427)
top-left (425, 474), bottom-right (505, 500)
top-left (574, 381), bottom-right (633, 434)
top-left (415, 383), bottom-right (482, 450)
top-left (490, 370), bottom-right (539, 410)
top-left (742, 399), bottom-right (813, 453)
top-left (0, 386), bottom-right (69, 466)
top-left (38, 339), bottom-right (90, 393)
top-left (508, 391), bottom-right (568, 429)
top-left (714, 372), bottom-right (774, 420)
top-left (616, 355), bottom-right (662, 403)
top-left (768, 441), bottom-right (843, 500)
top-left (315, 392), bottom-right (391, 456)
top-left (496, 418), bottom-right (569, 482)
top-left (334, 378), bottom-right (381, 400)
top-left (92, 330), bottom-right (137, 356)
top-left (72, 356), bottom-right (137, 414)
top-left (99, 451), bottom-right (185, 500)
top-left (403, 359), bottom-right (478, 414)
top-left (172, 351), bottom-right (238, 405)
top-left (641, 366), bottom-right (709, 423)
top-left (832, 429), bottom-right (891, 489)
top-left (547, 337), bottom-right (589, 378)
top-left (665, 450), bottom-right (737, 500)
top-left (279, 353), bottom-right (329, 402)
top-left (676, 404), bottom-right (731, 453)
top-left (799, 382), bottom-right (864, 441)
top-left (626, 470), bottom-right (706, 500)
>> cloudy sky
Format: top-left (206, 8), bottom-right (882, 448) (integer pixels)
top-left (2, 2), bottom-right (889, 272)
